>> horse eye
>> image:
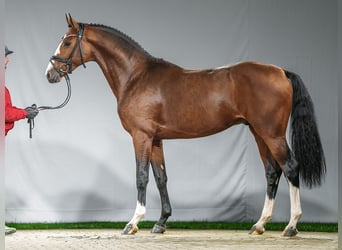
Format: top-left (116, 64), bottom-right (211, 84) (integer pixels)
top-left (64, 41), bottom-right (71, 47)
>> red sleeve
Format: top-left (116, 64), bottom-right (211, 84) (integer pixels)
top-left (5, 87), bottom-right (27, 122)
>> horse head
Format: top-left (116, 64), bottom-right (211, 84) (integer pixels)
top-left (45, 14), bottom-right (87, 83)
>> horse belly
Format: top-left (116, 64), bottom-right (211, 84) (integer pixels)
top-left (156, 105), bottom-right (241, 139)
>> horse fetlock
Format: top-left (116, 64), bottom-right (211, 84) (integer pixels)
top-left (122, 224), bottom-right (139, 235)
top-left (282, 226), bottom-right (298, 237)
top-left (248, 225), bottom-right (265, 235)
top-left (162, 208), bottom-right (172, 218)
top-left (151, 224), bottom-right (166, 234)
top-left (263, 215), bottom-right (272, 223)
top-left (292, 212), bottom-right (302, 221)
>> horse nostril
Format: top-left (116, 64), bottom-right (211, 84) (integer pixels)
top-left (46, 72), bottom-right (56, 83)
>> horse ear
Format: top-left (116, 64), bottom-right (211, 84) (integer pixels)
top-left (65, 13), bottom-right (72, 28)
top-left (65, 13), bottom-right (79, 30)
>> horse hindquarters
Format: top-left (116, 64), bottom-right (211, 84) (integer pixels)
top-left (245, 69), bottom-right (301, 236)
top-left (250, 70), bottom-right (326, 237)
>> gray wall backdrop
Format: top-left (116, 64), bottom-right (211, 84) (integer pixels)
top-left (5, 0), bottom-right (338, 223)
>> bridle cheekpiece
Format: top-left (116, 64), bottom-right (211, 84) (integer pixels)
top-left (49, 23), bottom-right (86, 77)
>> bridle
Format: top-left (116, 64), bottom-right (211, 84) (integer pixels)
top-left (28, 23), bottom-right (87, 138)
top-left (49, 23), bottom-right (87, 76)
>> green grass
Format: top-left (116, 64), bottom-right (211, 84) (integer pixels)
top-left (6, 221), bottom-right (337, 232)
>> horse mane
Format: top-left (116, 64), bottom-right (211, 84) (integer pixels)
top-left (85, 23), bottom-right (153, 58)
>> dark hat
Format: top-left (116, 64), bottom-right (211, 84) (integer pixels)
top-left (5, 46), bottom-right (14, 56)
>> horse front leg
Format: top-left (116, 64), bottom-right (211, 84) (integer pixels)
top-left (150, 140), bottom-right (171, 234)
top-left (122, 132), bottom-right (152, 235)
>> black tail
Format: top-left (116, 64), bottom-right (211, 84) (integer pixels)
top-left (285, 70), bottom-right (326, 188)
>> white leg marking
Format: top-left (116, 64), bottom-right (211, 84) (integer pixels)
top-left (287, 182), bottom-right (302, 229)
top-left (255, 195), bottom-right (275, 228)
top-left (250, 195), bottom-right (275, 234)
top-left (128, 201), bottom-right (146, 226)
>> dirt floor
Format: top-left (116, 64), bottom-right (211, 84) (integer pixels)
top-left (5, 229), bottom-right (338, 250)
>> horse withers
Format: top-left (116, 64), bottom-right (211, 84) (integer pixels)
top-left (45, 15), bottom-right (326, 237)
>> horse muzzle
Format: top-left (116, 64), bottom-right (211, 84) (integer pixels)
top-left (46, 69), bottom-right (62, 83)
top-left (45, 60), bottom-right (64, 83)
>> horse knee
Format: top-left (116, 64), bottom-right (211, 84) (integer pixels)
top-left (137, 178), bottom-right (149, 190)
top-left (152, 166), bottom-right (168, 189)
top-left (136, 166), bottom-right (150, 190)
top-left (155, 175), bottom-right (167, 189)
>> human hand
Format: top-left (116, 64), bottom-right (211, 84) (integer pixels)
top-left (25, 104), bottom-right (39, 119)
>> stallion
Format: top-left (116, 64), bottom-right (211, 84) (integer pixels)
top-left (45, 15), bottom-right (326, 237)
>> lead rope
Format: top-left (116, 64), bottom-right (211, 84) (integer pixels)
top-left (28, 74), bottom-right (71, 138)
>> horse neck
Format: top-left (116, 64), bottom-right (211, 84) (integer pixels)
top-left (87, 28), bottom-right (150, 100)
top-left (97, 52), bottom-right (142, 98)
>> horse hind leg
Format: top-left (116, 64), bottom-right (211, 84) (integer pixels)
top-left (249, 131), bottom-right (282, 235)
top-left (249, 164), bottom-right (282, 235)
top-left (263, 136), bottom-right (302, 237)
top-left (281, 147), bottom-right (302, 236)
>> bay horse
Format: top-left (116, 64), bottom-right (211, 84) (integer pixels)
top-left (45, 15), bottom-right (326, 237)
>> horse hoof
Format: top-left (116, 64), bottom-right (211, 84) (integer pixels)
top-left (122, 224), bottom-right (138, 235)
top-left (248, 225), bottom-right (265, 235)
top-left (282, 227), bottom-right (298, 237)
top-left (151, 224), bottom-right (166, 234)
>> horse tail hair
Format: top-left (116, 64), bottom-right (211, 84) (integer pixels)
top-left (285, 70), bottom-right (326, 188)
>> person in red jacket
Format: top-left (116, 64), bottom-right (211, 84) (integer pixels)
top-left (5, 46), bottom-right (38, 135)
top-left (4, 46), bottom-right (39, 234)
top-left (5, 87), bottom-right (28, 135)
